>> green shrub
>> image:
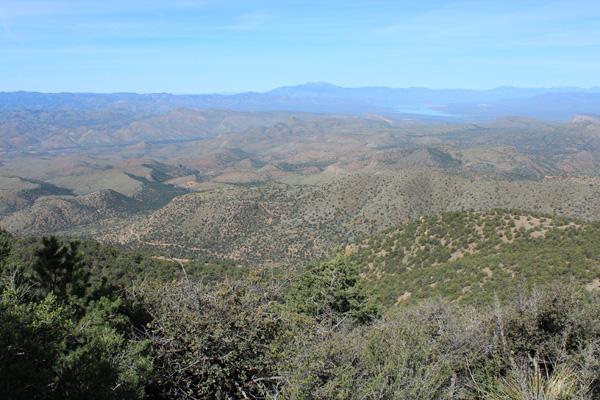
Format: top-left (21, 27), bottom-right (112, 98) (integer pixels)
top-left (287, 253), bottom-right (378, 324)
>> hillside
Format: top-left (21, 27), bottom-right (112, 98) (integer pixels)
top-left (5, 221), bottom-right (600, 399)
top-left (0, 108), bottom-right (338, 151)
top-left (67, 173), bottom-right (598, 263)
top-left (2, 111), bottom-right (600, 261)
top-left (348, 209), bottom-right (600, 305)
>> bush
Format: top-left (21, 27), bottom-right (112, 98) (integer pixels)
top-left (286, 253), bottom-right (378, 324)
top-left (139, 273), bottom-right (286, 399)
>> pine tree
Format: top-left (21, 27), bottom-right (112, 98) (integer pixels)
top-left (32, 236), bottom-right (89, 302)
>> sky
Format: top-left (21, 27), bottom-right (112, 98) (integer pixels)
top-left (1, 0), bottom-right (599, 94)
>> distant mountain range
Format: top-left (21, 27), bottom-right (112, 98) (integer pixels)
top-left (267, 82), bottom-right (600, 104)
top-left (0, 108), bottom-right (334, 152)
top-left (2, 83), bottom-right (600, 122)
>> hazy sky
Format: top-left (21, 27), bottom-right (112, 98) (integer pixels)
top-left (1, 0), bottom-right (599, 93)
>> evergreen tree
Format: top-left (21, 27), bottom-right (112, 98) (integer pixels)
top-left (32, 236), bottom-right (89, 302)
top-left (288, 252), bottom-right (378, 324)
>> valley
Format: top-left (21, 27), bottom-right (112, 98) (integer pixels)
top-left (1, 105), bottom-right (599, 265)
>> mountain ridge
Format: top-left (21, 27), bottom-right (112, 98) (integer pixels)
top-left (3, 83), bottom-right (600, 122)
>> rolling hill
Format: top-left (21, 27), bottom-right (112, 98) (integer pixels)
top-left (1, 107), bottom-right (600, 263)
top-left (346, 209), bottom-right (600, 306)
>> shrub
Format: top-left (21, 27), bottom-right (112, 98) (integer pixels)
top-left (480, 360), bottom-right (586, 400)
top-left (140, 275), bottom-right (286, 399)
top-left (287, 253), bottom-right (378, 324)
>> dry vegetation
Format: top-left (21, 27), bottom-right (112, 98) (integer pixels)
top-left (1, 110), bottom-right (600, 263)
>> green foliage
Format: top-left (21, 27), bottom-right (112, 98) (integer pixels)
top-left (0, 228), bottom-right (11, 265)
top-left (0, 286), bottom-right (70, 400)
top-left (54, 295), bottom-right (153, 400)
top-left (139, 275), bottom-right (285, 399)
top-left (480, 361), bottom-right (585, 400)
top-left (276, 287), bottom-right (600, 400)
top-left (287, 252), bottom-right (378, 324)
top-left (4, 218), bottom-right (600, 399)
top-left (32, 236), bottom-right (89, 302)
top-left (276, 310), bottom-right (459, 399)
top-left (0, 239), bottom-right (152, 399)
top-left (348, 210), bottom-right (600, 305)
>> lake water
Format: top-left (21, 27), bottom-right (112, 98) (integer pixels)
top-left (395, 106), bottom-right (457, 117)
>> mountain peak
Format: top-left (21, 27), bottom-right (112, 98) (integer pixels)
top-left (265, 82), bottom-right (345, 98)
top-left (303, 82), bottom-right (339, 88)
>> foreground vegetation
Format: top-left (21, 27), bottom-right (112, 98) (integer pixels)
top-left (2, 211), bottom-right (600, 399)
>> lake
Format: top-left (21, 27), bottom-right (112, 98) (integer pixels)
top-left (395, 106), bottom-right (458, 117)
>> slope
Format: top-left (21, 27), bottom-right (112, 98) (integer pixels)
top-left (347, 209), bottom-right (600, 305)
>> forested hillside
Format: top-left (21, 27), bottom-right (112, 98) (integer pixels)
top-left (2, 210), bottom-right (600, 399)
top-left (349, 209), bottom-right (600, 305)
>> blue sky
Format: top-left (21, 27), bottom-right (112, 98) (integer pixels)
top-left (1, 0), bottom-right (599, 93)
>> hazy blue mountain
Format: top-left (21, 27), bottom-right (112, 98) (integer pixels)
top-left (2, 83), bottom-right (600, 122)
top-left (0, 91), bottom-right (378, 115)
top-left (266, 82), bottom-right (600, 105)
